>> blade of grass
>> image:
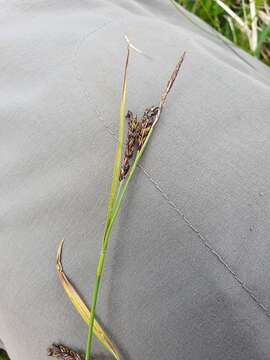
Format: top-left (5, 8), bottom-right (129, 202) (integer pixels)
top-left (249, 0), bottom-right (258, 52)
top-left (170, 0), bottom-right (256, 70)
top-left (198, 0), bottom-right (221, 31)
top-left (56, 241), bottom-right (121, 360)
top-left (255, 22), bottom-right (270, 57)
top-left (104, 47), bottom-right (130, 235)
top-left (85, 41), bottom-right (131, 360)
top-left (214, 0), bottom-right (251, 36)
top-left (259, 9), bottom-right (270, 24)
top-left (242, 0), bottom-right (248, 25)
top-left (0, 350), bottom-right (9, 360)
top-left (227, 15), bottom-right (238, 43)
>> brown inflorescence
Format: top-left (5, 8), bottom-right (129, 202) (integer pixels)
top-left (119, 106), bottom-right (159, 181)
top-left (48, 344), bottom-right (84, 360)
top-left (137, 106), bottom-right (159, 150)
top-left (119, 110), bottom-right (141, 181)
top-left (48, 344), bottom-right (111, 360)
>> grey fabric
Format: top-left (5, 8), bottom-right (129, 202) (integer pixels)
top-left (0, 339), bottom-right (5, 351)
top-left (1, 1), bottom-right (270, 359)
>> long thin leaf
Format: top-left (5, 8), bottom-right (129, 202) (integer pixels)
top-left (56, 241), bottom-right (121, 360)
top-left (170, 0), bottom-right (256, 70)
top-left (85, 42), bottom-right (131, 360)
top-left (249, 0), bottom-right (258, 52)
top-left (0, 350), bottom-right (9, 360)
top-left (255, 22), bottom-right (270, 57)
top-left (104, 46), bottom-right (130, 236)
top-left (214, 0), bottom-right (251, 36)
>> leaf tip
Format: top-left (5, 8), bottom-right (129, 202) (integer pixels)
top-left (56, 239), bottom-right (64, 273)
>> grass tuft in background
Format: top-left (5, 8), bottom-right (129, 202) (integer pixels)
top-left (174, 0), bottom-right (270, 66)
top-left (0, 350), bottom-right (9, 360)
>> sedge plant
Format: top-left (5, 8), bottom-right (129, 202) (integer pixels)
top-left (51, 39), bottom-right (185, 360)
top-left (85, 43), bottom-right (185, 360)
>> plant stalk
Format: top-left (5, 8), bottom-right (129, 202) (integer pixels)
top-left (85, 44), bottom-right (130, 360)
top-left (85, 50), bottom-right (185, 360)
top-left (85, 254), bottom-right (104, 360)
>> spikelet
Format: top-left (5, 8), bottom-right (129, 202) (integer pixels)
top-left (48, 344), bottom-right (84, 360)
top-left (119, 111), bottom-right (140, 181)
top-left (48, 344), bottom-right (111, 360)
top-left (138, 106), bottom-right (159, 150)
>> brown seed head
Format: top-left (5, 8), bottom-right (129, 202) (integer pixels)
top-left (48, 344), bottom-right (113, 360)
top-left (138, 106), bottom-right (159, 149)
top-left (119, 111), bottom-right (140, 181)
top-left (48, 344), bottom-right (84, 360)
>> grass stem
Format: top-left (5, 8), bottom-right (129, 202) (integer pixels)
top-left (85, 49), bottom-right (185, 360)
top-left (85, 43), bottom-right (130, 360)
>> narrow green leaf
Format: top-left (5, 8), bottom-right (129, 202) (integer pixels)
top-left (85, 44), bottom-right (130, 360)
top-left (0, 350), bottom-right (9, 360)
top-left (255, 22), bottom-right (270, 57)
top-left (104, 46), bottom-right (130, 236)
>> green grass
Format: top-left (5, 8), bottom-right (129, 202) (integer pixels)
top-left (174, 0), bottom-right (270, 66)
top-left (0, 350), bottom-right (9, 360)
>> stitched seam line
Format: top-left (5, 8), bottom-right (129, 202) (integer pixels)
top-left (104, 125), bottom-right (270, 318)
top-left (140, 166), bottom-right (270, 314)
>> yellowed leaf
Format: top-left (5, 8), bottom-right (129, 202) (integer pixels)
top-left (56, 240), bottom-right (121, 360)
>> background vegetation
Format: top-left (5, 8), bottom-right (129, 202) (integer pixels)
top-left (0, 350), bottom-right (9, 360)
top-left (175, 0), bottom-right (270, 66)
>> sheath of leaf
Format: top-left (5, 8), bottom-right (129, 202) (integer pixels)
top-left (56, 241), bottom-right (121, 360)
top-left (119, 110), bottom-right (140, 181)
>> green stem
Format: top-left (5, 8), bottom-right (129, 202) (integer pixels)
top-left (85, 51), bottom-right (184, 360)
top-left (85, 45), bottom-right (130, 360)
top-left (85, 127), bottom-right (154, 360)
top-left (85, 252), bottom-right (104, 360)
top-left (85, 178), bottom-right (125, 360)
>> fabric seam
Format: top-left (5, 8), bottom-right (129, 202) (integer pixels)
top-left (104, 124), bottom-right (270, 319)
